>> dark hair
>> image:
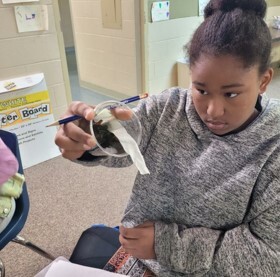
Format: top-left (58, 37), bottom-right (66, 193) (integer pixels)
top-left (186, 0), bottom-right (271, 74)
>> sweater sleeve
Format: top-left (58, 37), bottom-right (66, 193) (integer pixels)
top-left (154, 181), bottom-right (280, 276)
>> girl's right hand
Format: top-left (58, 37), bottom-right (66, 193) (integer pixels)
top-left (54, 101), bottom-right (133, 160)
top-left (54, 101), bottom-right (96, 160)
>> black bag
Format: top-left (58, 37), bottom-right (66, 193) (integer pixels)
top-left (70, 225), bottom-right (121, 269)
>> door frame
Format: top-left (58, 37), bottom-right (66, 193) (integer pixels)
top-left (52, 0), bottom-right (72, 104)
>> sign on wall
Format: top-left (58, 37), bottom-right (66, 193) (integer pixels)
top-left (14, 5), bottom-right (48, 32)
top-left (0, 73), bottom-right (60, 168)
top-left (151, 1), bottom-right (170, 22)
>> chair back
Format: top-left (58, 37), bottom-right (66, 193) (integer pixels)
top-left (0, 130), bottom-right (29, 250)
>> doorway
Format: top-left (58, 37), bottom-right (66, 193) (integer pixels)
top-left (57, 0), bottom-right (79, 99)
top-left (55, 0), bottom-right (114, 104)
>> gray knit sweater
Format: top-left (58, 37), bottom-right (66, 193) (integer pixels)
top-left (80, 88), bottom-right (280, 276)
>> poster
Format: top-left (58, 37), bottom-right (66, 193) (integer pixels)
top-left (14, 5), bottom-right (48, 33)
top-left (151, 1), bottom-right (170, 22)
top-left (0, 73), bottom-right (60, 169)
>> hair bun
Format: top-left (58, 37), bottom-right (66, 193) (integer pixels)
top-left (204, 0), bottom-right (267, 19)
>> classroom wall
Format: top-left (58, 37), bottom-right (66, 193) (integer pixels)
top-left (69, 0), bottom-right (142, 98)
top-left (146, 16), bottom-right (202, 94)
top-left (0, 0), bottom-right (69, 120)
top-left (145, 1), bottom-right (280, 95)
top-left (267, 5), bottom-right (280, 22)
top-left (144, 0), bottom-right (201, 94)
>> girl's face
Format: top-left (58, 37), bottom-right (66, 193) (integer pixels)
top-left (190, 54), bottom-right (273, 135)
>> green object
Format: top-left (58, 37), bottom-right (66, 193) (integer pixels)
top-left (0, 173), bottom-right (24, 198)
top-left (0, 196), bottom-right (12, 218)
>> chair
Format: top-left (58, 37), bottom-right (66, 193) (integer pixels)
top-left (0, 130), bottom-right (55, 277)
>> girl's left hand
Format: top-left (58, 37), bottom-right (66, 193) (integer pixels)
top-left (119, 221), bottom-right (156, 259)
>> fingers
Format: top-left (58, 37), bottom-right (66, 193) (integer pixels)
top-left (120, 226), bottom-right (137, 239)
top-left (65, 101), bottom-right (95, 121)
top-left (119, 221), bottom-right (156, 260)
top-left (59, 148), bottom-right (85, 161)
top-left (55, 101), bottom-right (133, 161)
top-left (119, 234), bottom-right (136, 251)
top-left (111, 108), bottom-right (133, 121)
top-left (55, 125), bottom-right (96, 160)
top-left (119, 222), bottom-right (154, 239)
top-left (55, 102), bottom-right (97, 160)
top-left (63, 119), bottom-right (93, 144)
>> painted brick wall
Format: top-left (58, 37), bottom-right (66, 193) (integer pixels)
top-left (146, 5), bottom-right (280, 95)
top-left (147, 16), bottom-right (202, 94)
top-left (0, 0), bottom-right (69, 120)
top-left (70, 0), bottom-right (142, 98)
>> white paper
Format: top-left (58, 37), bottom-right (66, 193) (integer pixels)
top-left (2, 0), bottom-right (38, 3)
top-left (199, 0), bottom-right (210, 16)
top-left (45, 260), bottom-right (126, 277)
top-left (0, 73), bottom-right (43, 94)
top-left (35, 257), bottom-right (126, 277)
top-left (151, 1), bottom-right (170, 22)
top-left (0, 73), bottom-right (60, 169)
top-left (34, 257), bottom-right (69, 277)
top-left (14, 5), bottom-right (48, 33)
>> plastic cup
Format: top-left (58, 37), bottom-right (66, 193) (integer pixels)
top-left (88, 100), bottom-right (142, 157)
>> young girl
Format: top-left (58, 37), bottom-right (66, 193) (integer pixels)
top-left (55, 0), bottom-right (280, 275)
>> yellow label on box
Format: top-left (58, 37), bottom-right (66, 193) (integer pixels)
top-left (0, 91), bottom-right (49, 111)
top-left (0, 91), bottom-right (52, 127)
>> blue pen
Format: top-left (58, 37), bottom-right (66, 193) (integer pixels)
top-left (46, 93), bottom-right (148, 127)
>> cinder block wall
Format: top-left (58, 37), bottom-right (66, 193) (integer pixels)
top-left (146, 16), bottom-right (202, 95)
top-left (0, 0), bottom-right (69, 120)
top-left (146, 5), bottom-right (280, 95)
top-left (69, 0), bottom-right (142, 98)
